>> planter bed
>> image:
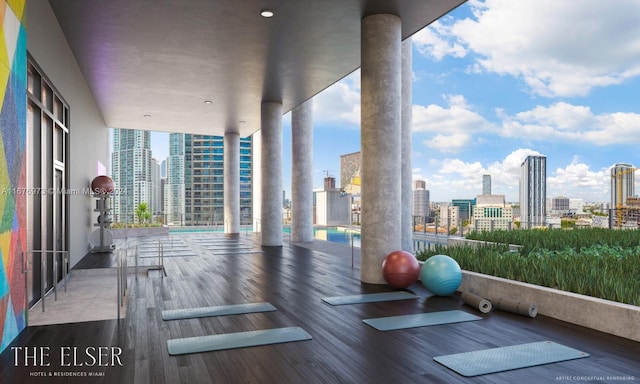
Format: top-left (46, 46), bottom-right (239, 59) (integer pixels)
top-left (458, 270), bottom-right (640, 342)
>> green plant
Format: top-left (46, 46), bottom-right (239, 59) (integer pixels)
top-left (135, 202), bottom-right (150, 224)
top-left (416, 229), bottom-right (640, 306)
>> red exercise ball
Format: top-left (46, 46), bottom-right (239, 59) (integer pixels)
top-left (91, 175), bottom-right (115, 195)
top-left (382, 250), bottom-right (420, 289)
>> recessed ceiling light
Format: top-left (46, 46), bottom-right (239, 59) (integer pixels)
top-left (144, 114), bottom-right (151, 118)
top-left (260, 9), bottom-right (274, 18)
top-left (204, 100), bottom-right (213, 105)
top-left (239, 120), bottom-right (246, 124)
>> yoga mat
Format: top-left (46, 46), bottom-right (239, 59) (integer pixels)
top-left (208, 250), bottom-right (263, 255)
top-left (321, 291), bottom-right (418, 306)
top-left (493, 297), bottom-right (537, 318)
top-left (461, 292), bottom-right (492, 313)
top-left (138, 252), bottom-right (197, 258)
top-left (363, 310), bottom-right (481, 331)
top-left (167, 327), bottom-right (312, 355)
top-left (162, 302), bottom-right (276, 321)
top-left (434, 341), bottom-right (589, 377)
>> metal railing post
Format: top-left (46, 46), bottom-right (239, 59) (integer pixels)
top-left (63, 251), bottom-right (68, 293)
top-left (53, 252), bottom-right (58, 302)
top-left (117, 248), bottom-right (126, 321)
top-left (23, 251), bottom-right (28, 326)
top-left (135, 246), bottom-right (139, 280)
top-left (351, 232), bottom-right (354, 268)
top-left (161, 243), bottom-right (165, 277)
top-left (117, 249), bottom-right (120, 320)
top-left (123, 248), bottom-right (127, 295)
top-left (40, 251), bottom-right (45, 313)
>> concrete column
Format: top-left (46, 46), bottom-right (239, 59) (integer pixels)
top-left (401, 37), bottom-right (413, 252)
top-left (291, 99), bottom-right (314, 242)
top-left (260, 101), bottom-right (283, 246)
top-left (252, 130), bottom-right (262, 232)
top-left (224, 131), bottom-right (240, 234)
top-left (360, 14), bottom-right (402, 284)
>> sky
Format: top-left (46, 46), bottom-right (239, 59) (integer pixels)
top-left (149, 0), bottom-right (640, 203)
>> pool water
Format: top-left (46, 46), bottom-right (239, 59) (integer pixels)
top-left (169, 226), bottom-right (361, 247)
top-left (312, 227), bottom-right (361, 247)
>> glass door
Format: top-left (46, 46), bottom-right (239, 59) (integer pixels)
top-left (26, 57), bottom-right (69, 307)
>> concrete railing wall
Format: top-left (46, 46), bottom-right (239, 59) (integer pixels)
top-left (446, 237), bottom-right (522, 252)
top-left (419, 237), bottom-right (639, 342)
top-left (458, 271), bottom-right (640, 342)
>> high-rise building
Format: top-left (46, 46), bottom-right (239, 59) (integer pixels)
top-left (569, 199), bottom-right (584, 215)
top-left (165, 133), bottom-right (185, 224)
top-left (314, 177), bottom-right (350, 226)
top-left (150, 158), bottom-right (161, 214)
top-left (452, 198), bottom-right (475, 223)
top-left (161, 159), bottom-right (167, 178)
top-left (111, 128), bottom-right (153, 223)
top-left (611, 163), bottom-right (635, 210)
top-left (412, 180), bottom-right (430, 224)
top-left (520, 155), bottom-right (546, 228)
top-left (551, 196), bottom-right (570, 215)
top-left (482, 174), bottom-right (491, 195)
top-left (340, 151), bottom-right (361, 191)
top-left (473, 194), bottom-right (513, 231)
top-left (165, 133), bottom-right (253, 225)
top-left (439, 204), bottom-right (459, 229)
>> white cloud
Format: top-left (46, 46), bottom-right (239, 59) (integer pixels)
top-left (416, 149), bottom-right (615, 202)
top-left (412, 19), bottom-right (467, 61)
top-left (512, 103), bottom-right (594, 131)
top-left (498, 102), bottom-right (640, 145)
top-left (424, 134), bottom-right (471, 153)
top-left (416, 148), bottom-right (538, 200)
top-left (547, 158), bottom-right (610, 200)
top-left (490, 148), bottom-right (544, 179)
top-left (413, 94), bottom-right (496, 153)
top-left (421, 0), bottom-right (640, 97)
top-left (313, 70), bottom-right (361, 126)
top-left (587, 112), bottom-right (640, 145)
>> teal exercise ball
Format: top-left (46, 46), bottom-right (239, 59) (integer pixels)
top-left (420, 254), bottom-right (462, 296)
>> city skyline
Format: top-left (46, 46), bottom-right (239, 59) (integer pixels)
top-left (146, 0), bottom-right (640, 203)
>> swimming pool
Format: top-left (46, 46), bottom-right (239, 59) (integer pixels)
top-left (311, 227), bottom-right (361, 247)
top-left (169, 226), bottom-right (361, 247)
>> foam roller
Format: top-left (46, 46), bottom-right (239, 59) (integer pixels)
top-left (494, 297), bottom-right (537, 318)
top-left (461, 292), bottom-right (492, 313)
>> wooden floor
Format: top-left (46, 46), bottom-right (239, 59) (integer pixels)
top-left (2, 233), bottom-right (639, 383)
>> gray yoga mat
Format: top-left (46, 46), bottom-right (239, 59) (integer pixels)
top-left (167, 327), bottom-right (312, 355)
top-left (493, 297), bottom-right (537, 317)
top-left (363, 310), bottom-right (481, 331)
top-left (461, 292), bottom-right (492, 313)
top-left (434, 341), bottom-right (589, 377)
top-left (162, 302), bottom-right (276, 321)
top-left (321, 291), bottom-right (418, 306)
top-left (207, 250), bottom-right (264, 255)
top-left (138, 251), bottom-right (197, 258)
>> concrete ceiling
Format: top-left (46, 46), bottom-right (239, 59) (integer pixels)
top-left (48, 0), bottom-right (466, 137)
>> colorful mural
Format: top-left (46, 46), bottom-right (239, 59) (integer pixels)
top-left (0, 0), bottom-right (27, 352)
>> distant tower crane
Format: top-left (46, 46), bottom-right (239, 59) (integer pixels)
top-left (611, 166), bottom-right (638, 228)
